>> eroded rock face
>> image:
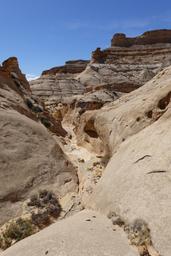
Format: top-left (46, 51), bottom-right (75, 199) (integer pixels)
top-left (0, 57), bottom-right (30, 92)
top-left (30, 60), bottom-right (89, 102)
top-left (111, 29), bottom-right (171, 47)
top-left (84, 66), bottom-right (171, 256)
top-left (30, 73), bottom-right (85, 101)
top-left (81, 41), bottom-right (171, 92)
top-left (78, 30), bottom-right (171, 93)
top-left (31, 30), bottom-right (171, 102)
top-left (42, 60), bottom-right (89, 75)
top-left (0, 57), bottom-right (78, 226)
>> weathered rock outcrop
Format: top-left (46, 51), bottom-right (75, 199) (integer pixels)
top-left (0, 57), bottom-right (67, 136)
top-left (30, 29), bottom-right (171, 131)
top-left (76, 30), bottom-right (171, 94)
top-left (111, 29), bottom-right (171, 47)
top-left (42, 60), bottom-right (89, 75)
top-left (84, 67), bottom-right (171, 156)
top-left (83, 66), bottom-right (171, 256)
top-left (30, 73), bottom-right (84, 101)
top-left (0, 57), bottom-right (78, 226)
top-left (30, 60), bottom-right (89, 102)
top-left (81, 31), bottom-right (171, 91)
top-left (31, 30), bottom-right (171, 102)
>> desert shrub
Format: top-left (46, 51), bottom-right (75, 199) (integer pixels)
top-left (31, 211), bottom-right (51, 228)
top-left (0, 191), bottom-right (61, 250)
top-left (0, 218), bottom-right (34, 250)
top-left (28, 190), bottom-right (62, 228)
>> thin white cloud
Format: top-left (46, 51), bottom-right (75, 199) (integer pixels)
top-left (26, 74), bottom-right (39, 81)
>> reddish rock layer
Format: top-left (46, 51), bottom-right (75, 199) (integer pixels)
top-left (0, 57), bottom-right (30, 92)
top-left (0, 57), bottom-right (67, 137)
top-left (111, 29), bottom-right (171, 47)
top-left (42, 60), bottom-right (89, 75)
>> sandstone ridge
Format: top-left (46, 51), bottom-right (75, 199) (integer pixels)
top-left (111, 29), bottom-right (171, 47)
top-left (42, 60), bottom-right (89, 75)
top-left (31, 29), bottom-right (171, 103)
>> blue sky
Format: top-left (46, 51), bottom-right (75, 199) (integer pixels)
top-left (1, 0), bottom-right (171, 77)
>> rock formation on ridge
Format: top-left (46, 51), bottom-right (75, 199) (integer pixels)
top-left (111, 29), bottom-right (171, 47)
top-left (31, 29), bottom-right (171, 103)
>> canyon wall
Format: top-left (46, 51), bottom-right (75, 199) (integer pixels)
top-left (0, 57), bottom-right (78, 226)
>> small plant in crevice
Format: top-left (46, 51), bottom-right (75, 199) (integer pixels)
top-left (28, 189), bottom-right (62, 228)
top-left (0, 218), bottom-right (34, 250)
top-left (0, 190), bottom-right (62, 250)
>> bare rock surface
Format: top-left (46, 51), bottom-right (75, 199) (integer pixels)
top-left (111, 29), bottom-right (171, 47)
top-left (80, 44), bottom-right (171, 92)
top-left (85, 66), bottom-right (171, 256)
top-left (42, 60), bottom-right (89, 75)
top-left (30, 60), bottom-right (88, 101)
top-left (0, 57), bottom-right (78, 226)
top-left (31, 30), bottom-right (171, 102)
top-left (90, 67), bottom-right (171, 156)
top-left (1, 210), bottom-right (138, 256)
top-left (30, 73), bottom-right (85, 101)
top-left (78, 30), bottom-right (171, 93)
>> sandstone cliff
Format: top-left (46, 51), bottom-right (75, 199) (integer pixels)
top-left (81, 30), bottom-right (171, 92)
top-left (0, 57), bottom-right (78, 226)
top-left (42, 60), bottom-right (89, 75)
top-left (111, 29), bottom-right (171, 47)
top-left (30, 60), bottom-right (89, 101)
top-left (31, 29), bottom-right (171, 105)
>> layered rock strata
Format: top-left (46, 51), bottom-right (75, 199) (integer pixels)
top-left (42, 60), bottom-right (89, 75)
top-left (111, 29), bottom-right (171, 47)
top-left (31, 30), bottom-right (171, 103)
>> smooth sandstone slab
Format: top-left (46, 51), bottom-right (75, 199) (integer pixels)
top-left (85, 67), bottom-right (171, 256)
top-left (1, 210), bottom-right (138, 256)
